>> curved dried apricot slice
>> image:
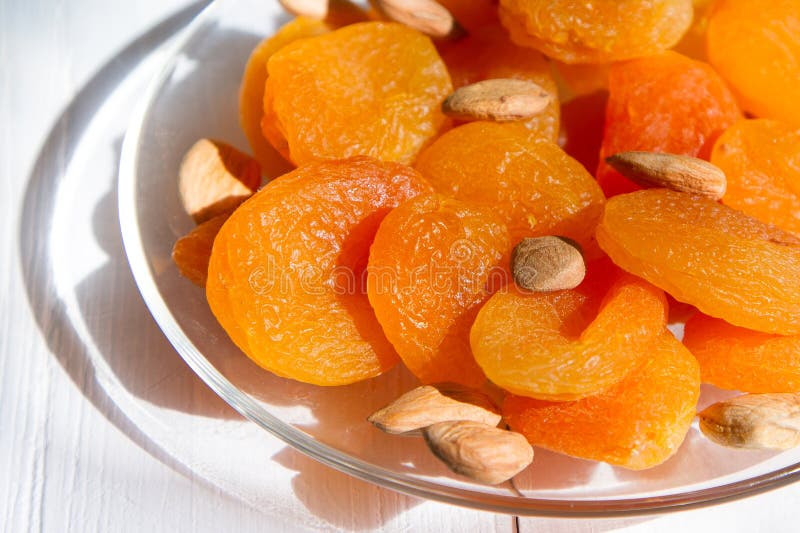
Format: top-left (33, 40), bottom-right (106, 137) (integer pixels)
top-left (437, 0), bottom-right (498, 32)
top-left (597, 51), bottom-right (741, 197)
top-left (264, 22), bottom-right (452, 166)
top-left (683, 313), bottom-right (800, 393)
top-left (499, 0), bottom-right (693, 64)
top-left (596, 189), bottom-right (800, 335)
top-left (504, 333), bottom-right (700, 470)
top-left (438, 25), bottom-right (559, 141)
top-left (206, 157), bottom-right (432, 386)
top-left (240, 17), bottom-right (329, 177)
top-left (707, 0), bottom-right (800, 127)
top-left (712, 119), bottom-right (800, 236)
top-left (367, 194), bottom-right (509, 387)
top-left (470, 261), bottom-right (668, 401)
top-left (415, 122), bottom-right (605, 250)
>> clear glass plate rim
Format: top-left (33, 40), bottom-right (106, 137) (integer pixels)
top-left (116, 0), bottom-right (800, 517)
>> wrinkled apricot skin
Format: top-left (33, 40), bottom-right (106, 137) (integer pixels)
top-left (684, 313), bottom-right (800, 393)
top-left (264, 22), bottom-right (452, 166)
top-left (367, 195), bottom-right (509, 387)
top-left (597, 52), bottom-right (741, 197)
top-left (415, 122), bottom-right (605, 251)
top-left (597, 189), bottom-right (800, 335)
top-left (499, 0), bottom-right (693, 64)
top-left (712, 119), bottom-right (800, 236)
top-left (240, 17), bottom-right (329, 177)
top-left (439, 25), bottom-right (560, 142)
top-left (707, 0), bottom-right (800, 127)
top-left (470, 262), bottom-right (668, 401)
top-left (504, 333), bottom-right (700, 470)
top-left (206, 157), bottom-right (432, 386)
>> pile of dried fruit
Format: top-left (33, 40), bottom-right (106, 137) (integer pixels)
top-left (172, 0), bottom-right (800, 485)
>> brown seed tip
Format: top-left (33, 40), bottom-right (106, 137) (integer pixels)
top-left (605, 151), bottom-right (727, 200)
top-left (442, 78), bottom-right (552, 122)
top-left (511, 236), bottom-right (585, 292)
top-left (367, 383), bottom-right (501, 435)
top-left (698, 393), bottom-right (800, 450)
top-left (423, 421), bottom-right (534, 485)
top-left (373, 0), bottom-right (464, 39)
top-left (278, 0), bottom-right (329, 19)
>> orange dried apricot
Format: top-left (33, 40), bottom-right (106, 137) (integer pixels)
top-left (263, 22), bottom-right (452, 166)
top-left (415, 122), bottom-right (605, 250)
top-left (499, 0), bottom-right (693, 64)
top-left (367, 194), bottom-right (509, 387)
top-left (470, 261), bottom-right (668, 401)
top-left (559, 90), bottom-right (608, 174)
top-left (707, 0), bottom-right (800, 127)
top-left (438, 24), bottom-right (559, 141)
top-left (503, 333), bottom-right (700, 469)
top-left (437, 0), bottom-right (499, 33)
top-left (206, 157), bottom-right (432, 386)
top-left (173, 212), bottom-right (232, 288)
top-left (596, 189), bottom-right (800, 335)
top-left (711, 119), bottom-right (800, 236)
top-left (240, 17), bottom-right (329, 177)
top-left (672, 0), bottom-right (714, 60)
top-left (684, 313), bottom-right (800, 393)
top-left (551, 62), bottom-right (609, 101)
top-left (597, 51), bottom-right (742, 197)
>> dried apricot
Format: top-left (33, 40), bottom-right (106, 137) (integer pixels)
top-left (504, 333), bottom-right (700, 469)
top-left (263, 22), bottom-right (452, 166)
top-left (240, 17), bottom-right (329, 177)
top-left (470, 261), bottom-right (668, 401)
top-left (415, 122), bottom-right (605, 250)
top-left (367, 194), bottom-right (509, 387)
top-left (596, 189), bottom-right (800, 335)
top-left (711, 119), bottom-right (800, 236)
top-left (597, 52), bottom-right (741, 197)
top-left (684, 313), bottom-right (800, 393)
top-left (707, 0), bottom-right (800, 127)
top-left (438, 25), bottom-right (559, 141)
top-left (673, 0), bottom-right (714, 60)
top-left (499, 0), bottom-right (693, 64)
top-left (437, 0), bottom-right (498, 32)
top-left (173, 212), bottom-right (233, 288)
top-left (206, 157), bottom-right (432, 386)
top-left (559, 90), bottom-right (608, 174)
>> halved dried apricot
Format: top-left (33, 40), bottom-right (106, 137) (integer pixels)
top-left (712, 119), bottom-right (800, 236)
top-left (597, 51), bottom-right (741, 197)
top-left (438, 24), bottom-right (559, 141)
top-left (707, 0), bottom-right (800, 127)
top-left (263, 22), bottom-right (452, 166)
top-left (470, 261), bottom-right (668, 401)
top-left (504, 333), bottom-right (700, 469)
top-left (240, 17), bottom-right (329, 177)
top-left (206, 157), bottom-right (432, 385)
top-left (415, 122), bottom-right (605, 250)
top-left (684, 313), bottom-right (800, 393)
top-left (499, 0), bottom-right (693, 64)
top-left (367, 194), bottom-right (509, 387)
top-left (597, 189), bottom-right (800, 335)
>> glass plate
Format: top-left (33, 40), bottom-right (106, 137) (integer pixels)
top-left (118, 0), bottom-right (800, 516)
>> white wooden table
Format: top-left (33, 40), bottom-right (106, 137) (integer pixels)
top-left (3, 1), bottom-right (800, 531)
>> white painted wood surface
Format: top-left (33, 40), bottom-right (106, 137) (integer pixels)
top-left (2, 1), bottom-right (800, 531)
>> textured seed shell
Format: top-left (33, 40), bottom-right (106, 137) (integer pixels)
top-left (178, 139), bottom-right (260, 223)
top-left (423, 420), bottom-right (533, 485)
top-left (605, 151), bottom-right (727, 200)
top-left (368, 384), bottom-right (501, 435)
top-left (511, 236), bottom-right (585, 292)
top-left (279, 0), bottom-right (329, 19)
top-left (373, 0), bottom-right (464, 39)
top-left (442, 79), bottom-right (552, 122)
top-left (699, 393), bottom-right (800, 450)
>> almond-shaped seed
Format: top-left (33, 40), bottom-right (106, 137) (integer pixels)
top-left (423, 421), bottom-right (533, 485)
top-left (698, 393), bottom-right (800, 450)
top-left (368, 383), bottom-right (501, 435)
top-left (605, 151), bottom-right (727, 200)
top-left (179, 139), bottom-right (261, 224)
top-left (279, 0), bottom-right (329, 19)
top-left (373, 0), bottom-right (464, 39)
top-left (511, 236), bottom-right (585, 292)
top-left (442, 79), bottom-right (552, 122)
